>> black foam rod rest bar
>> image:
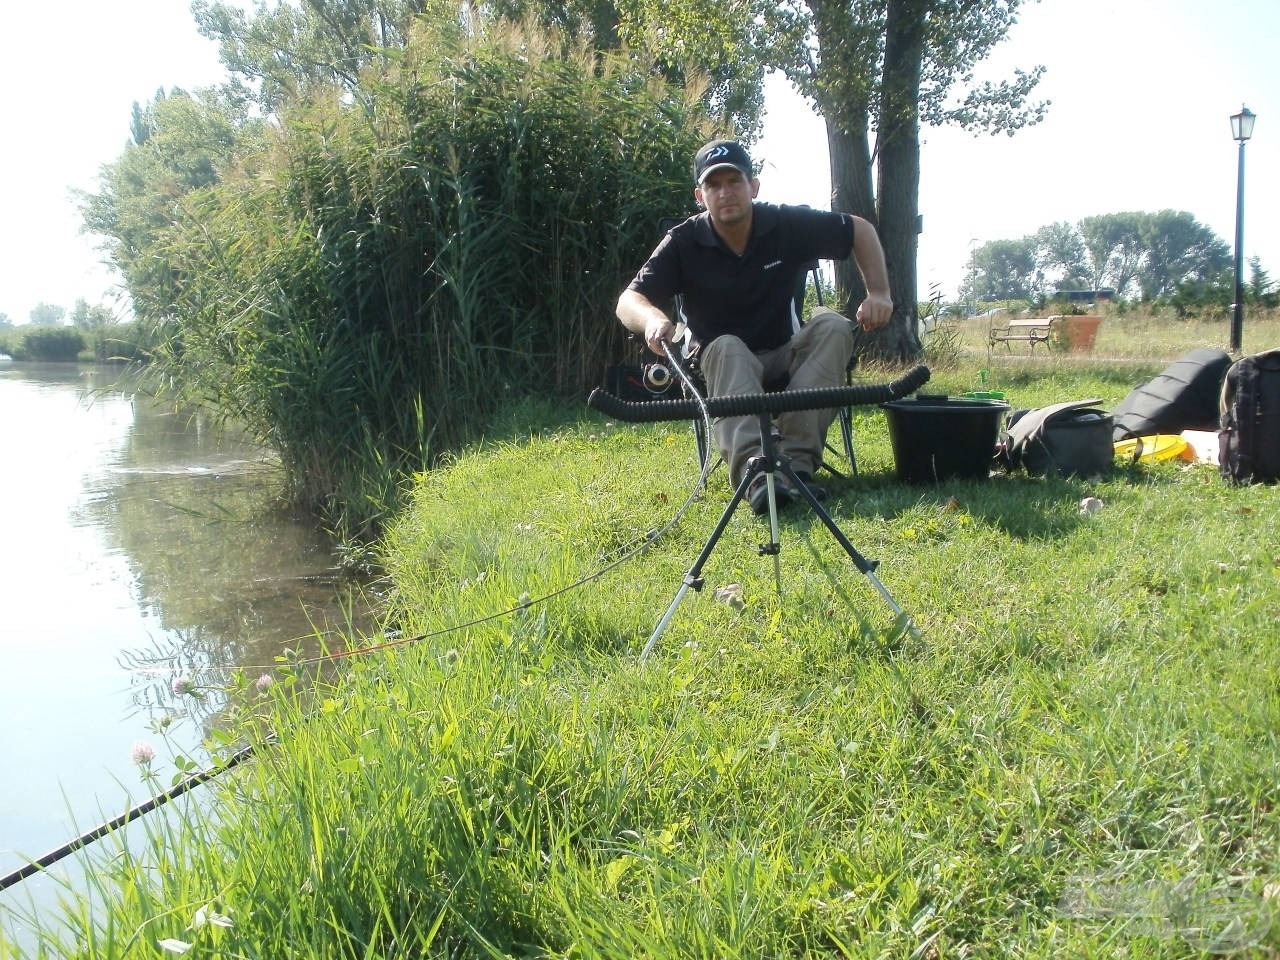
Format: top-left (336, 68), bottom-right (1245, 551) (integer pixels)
top-left (588, 363), bottom-right (932, 423)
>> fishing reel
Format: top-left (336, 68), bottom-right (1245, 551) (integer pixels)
top-left (604, 360), bottom-right (679, 402)
top-left (642, 362), bottom-right (673, 393)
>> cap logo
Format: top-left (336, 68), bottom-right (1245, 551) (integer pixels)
top-left (695, 140), bottom-right (752, 183)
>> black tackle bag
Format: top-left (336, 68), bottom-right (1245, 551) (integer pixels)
top-left (1219, 348), bottom-right (1280, 484)
top-left (1003, 399), bottom-right (1115, 479)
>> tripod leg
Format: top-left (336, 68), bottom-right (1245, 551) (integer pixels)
top-left (761, 470), bottom-right (783, 594)
top-left (640, 465), bottom-right (760, 660)
top-left (780, 463), bottom-right (922, 639)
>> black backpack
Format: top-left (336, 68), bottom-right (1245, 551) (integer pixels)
top-left (1219, 348), bottom-right (1280, 484)
top-left (1112, 347), bottom-right (1232, 441)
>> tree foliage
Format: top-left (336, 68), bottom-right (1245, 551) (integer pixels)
top-left (191, 0), bottom-right (453, 113)
top-left (78, 88), bottom-right (255, 326)
top-left (28, 302), bottom-right (67, 326)
top-left (70, 298), bottom-right (115, 329)
top-left (966, 237), bottom-right (1037, 301)
top-left (1136, 210), bottom-right (1231, 300)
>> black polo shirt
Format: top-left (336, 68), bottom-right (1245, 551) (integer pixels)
top-left (627, 202), bottom-right (854, 352)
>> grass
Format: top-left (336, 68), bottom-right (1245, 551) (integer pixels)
top-left (5, 339), bottom-right (1280, 958)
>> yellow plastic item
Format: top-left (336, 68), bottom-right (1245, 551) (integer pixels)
top-left (1113, 434), bottom-right (1192, 463)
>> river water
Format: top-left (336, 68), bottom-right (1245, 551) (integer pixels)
top-left (0, 362), bottom-right (374, 940)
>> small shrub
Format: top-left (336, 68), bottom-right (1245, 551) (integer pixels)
top-left (16, 326), bottom-right (85, 361)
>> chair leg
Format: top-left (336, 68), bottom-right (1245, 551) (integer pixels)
top-left (839, 406), bottom-right (856, 475)
top-left (820, 407), bottom-right (857, 477)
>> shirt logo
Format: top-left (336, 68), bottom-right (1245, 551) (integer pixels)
top-left (763, 260), bottom-right (783, 270)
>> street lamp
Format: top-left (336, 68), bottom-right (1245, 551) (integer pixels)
top-left (1229, 105), bottom-right (1256, 353)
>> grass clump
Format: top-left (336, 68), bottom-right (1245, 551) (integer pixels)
top-left (8, 359), bottom-right (1279, 958)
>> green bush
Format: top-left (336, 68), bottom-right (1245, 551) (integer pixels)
top-left (85, 321), bottom-right (149, 363)
top-left (12, 325), bottom-right (84, 361)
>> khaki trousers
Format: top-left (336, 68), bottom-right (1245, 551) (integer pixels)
top-left (699, 308), bottom-right (855, 487)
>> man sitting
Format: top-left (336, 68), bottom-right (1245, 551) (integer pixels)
top-left (616, 139), bottom-right (894, 513)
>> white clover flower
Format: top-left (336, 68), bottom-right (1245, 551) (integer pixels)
top-left (130, 740), bottom-right (156, 766)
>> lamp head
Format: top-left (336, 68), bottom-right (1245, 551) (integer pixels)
top-left (1231, 105), bottom-right (1256, 142)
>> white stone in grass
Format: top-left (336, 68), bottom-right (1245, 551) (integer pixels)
top-left (712, 583), bottom-right (745, 611)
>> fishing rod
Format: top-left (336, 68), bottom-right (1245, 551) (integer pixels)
top-left (0, 741), bottom-right (260, 893)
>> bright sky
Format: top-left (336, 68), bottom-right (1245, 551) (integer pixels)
top-left (2, 0), bottom-right (1277, 323)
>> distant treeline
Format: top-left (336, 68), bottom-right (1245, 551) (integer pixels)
top-left (0, 322), bottom-right (147, 363)
top-left (963, 211), bottom-right (1277, 312)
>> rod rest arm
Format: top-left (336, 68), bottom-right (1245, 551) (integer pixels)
top-left (587, 364), bottom-right (931, 424)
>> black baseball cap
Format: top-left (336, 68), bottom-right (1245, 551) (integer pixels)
top-left (694, 140), bottom-right (753, 185)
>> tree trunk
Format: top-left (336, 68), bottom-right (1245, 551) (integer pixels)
top-left (821, 107), bottom-right (875, 318)
top-left (865, 0), bottom-right (924, 362)
top-left (806, 0), bottom-right (886, 340)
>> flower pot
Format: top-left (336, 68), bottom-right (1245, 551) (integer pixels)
top-left (1050, 315), bottom-right (1103, 353)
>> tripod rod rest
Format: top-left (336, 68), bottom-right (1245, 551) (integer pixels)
top-left (587, 364), bottom-right (931, 424)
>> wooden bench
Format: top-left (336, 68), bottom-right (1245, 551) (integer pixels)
top-left (988, 317), bottom-right (1058, 353)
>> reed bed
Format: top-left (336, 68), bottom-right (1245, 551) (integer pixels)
top-left (143, 20), bottom-right (709, 538)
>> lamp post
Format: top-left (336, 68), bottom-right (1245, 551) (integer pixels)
top-left (967, 237), bottom-right (979, 316)
top-left (1229, 105), bottom-right (1256, 354)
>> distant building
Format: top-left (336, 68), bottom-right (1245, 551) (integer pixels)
top-left (1058, 288), bottom-right (1116, 304)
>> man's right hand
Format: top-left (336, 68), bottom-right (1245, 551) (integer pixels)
top-left (856, 291), bottom-right (893, 332)
top-left (617, 289), bottom-right (677, 355)
top-left (645, 315), bottom-right (675, 355)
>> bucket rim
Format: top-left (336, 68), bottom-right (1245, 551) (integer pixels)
top-left (881, 395), bottom-right (1011, 412)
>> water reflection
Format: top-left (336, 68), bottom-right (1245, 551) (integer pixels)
top-left (0, 363), bottom-right (375, 901)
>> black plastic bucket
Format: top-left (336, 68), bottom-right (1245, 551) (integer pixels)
top-left (881, 395), bottom-right (1010, 483)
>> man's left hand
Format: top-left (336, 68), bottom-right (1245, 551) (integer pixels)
top-left (856, 292), bottom-right (893, 331)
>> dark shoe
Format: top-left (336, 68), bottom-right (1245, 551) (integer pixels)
top-left (792, 471), bottom-right (828, 501)
top-left (747, 474), bottom-right (795, 515)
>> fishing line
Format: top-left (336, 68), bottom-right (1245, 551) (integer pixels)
top-left (238, 353), bottom-right (717, 672)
